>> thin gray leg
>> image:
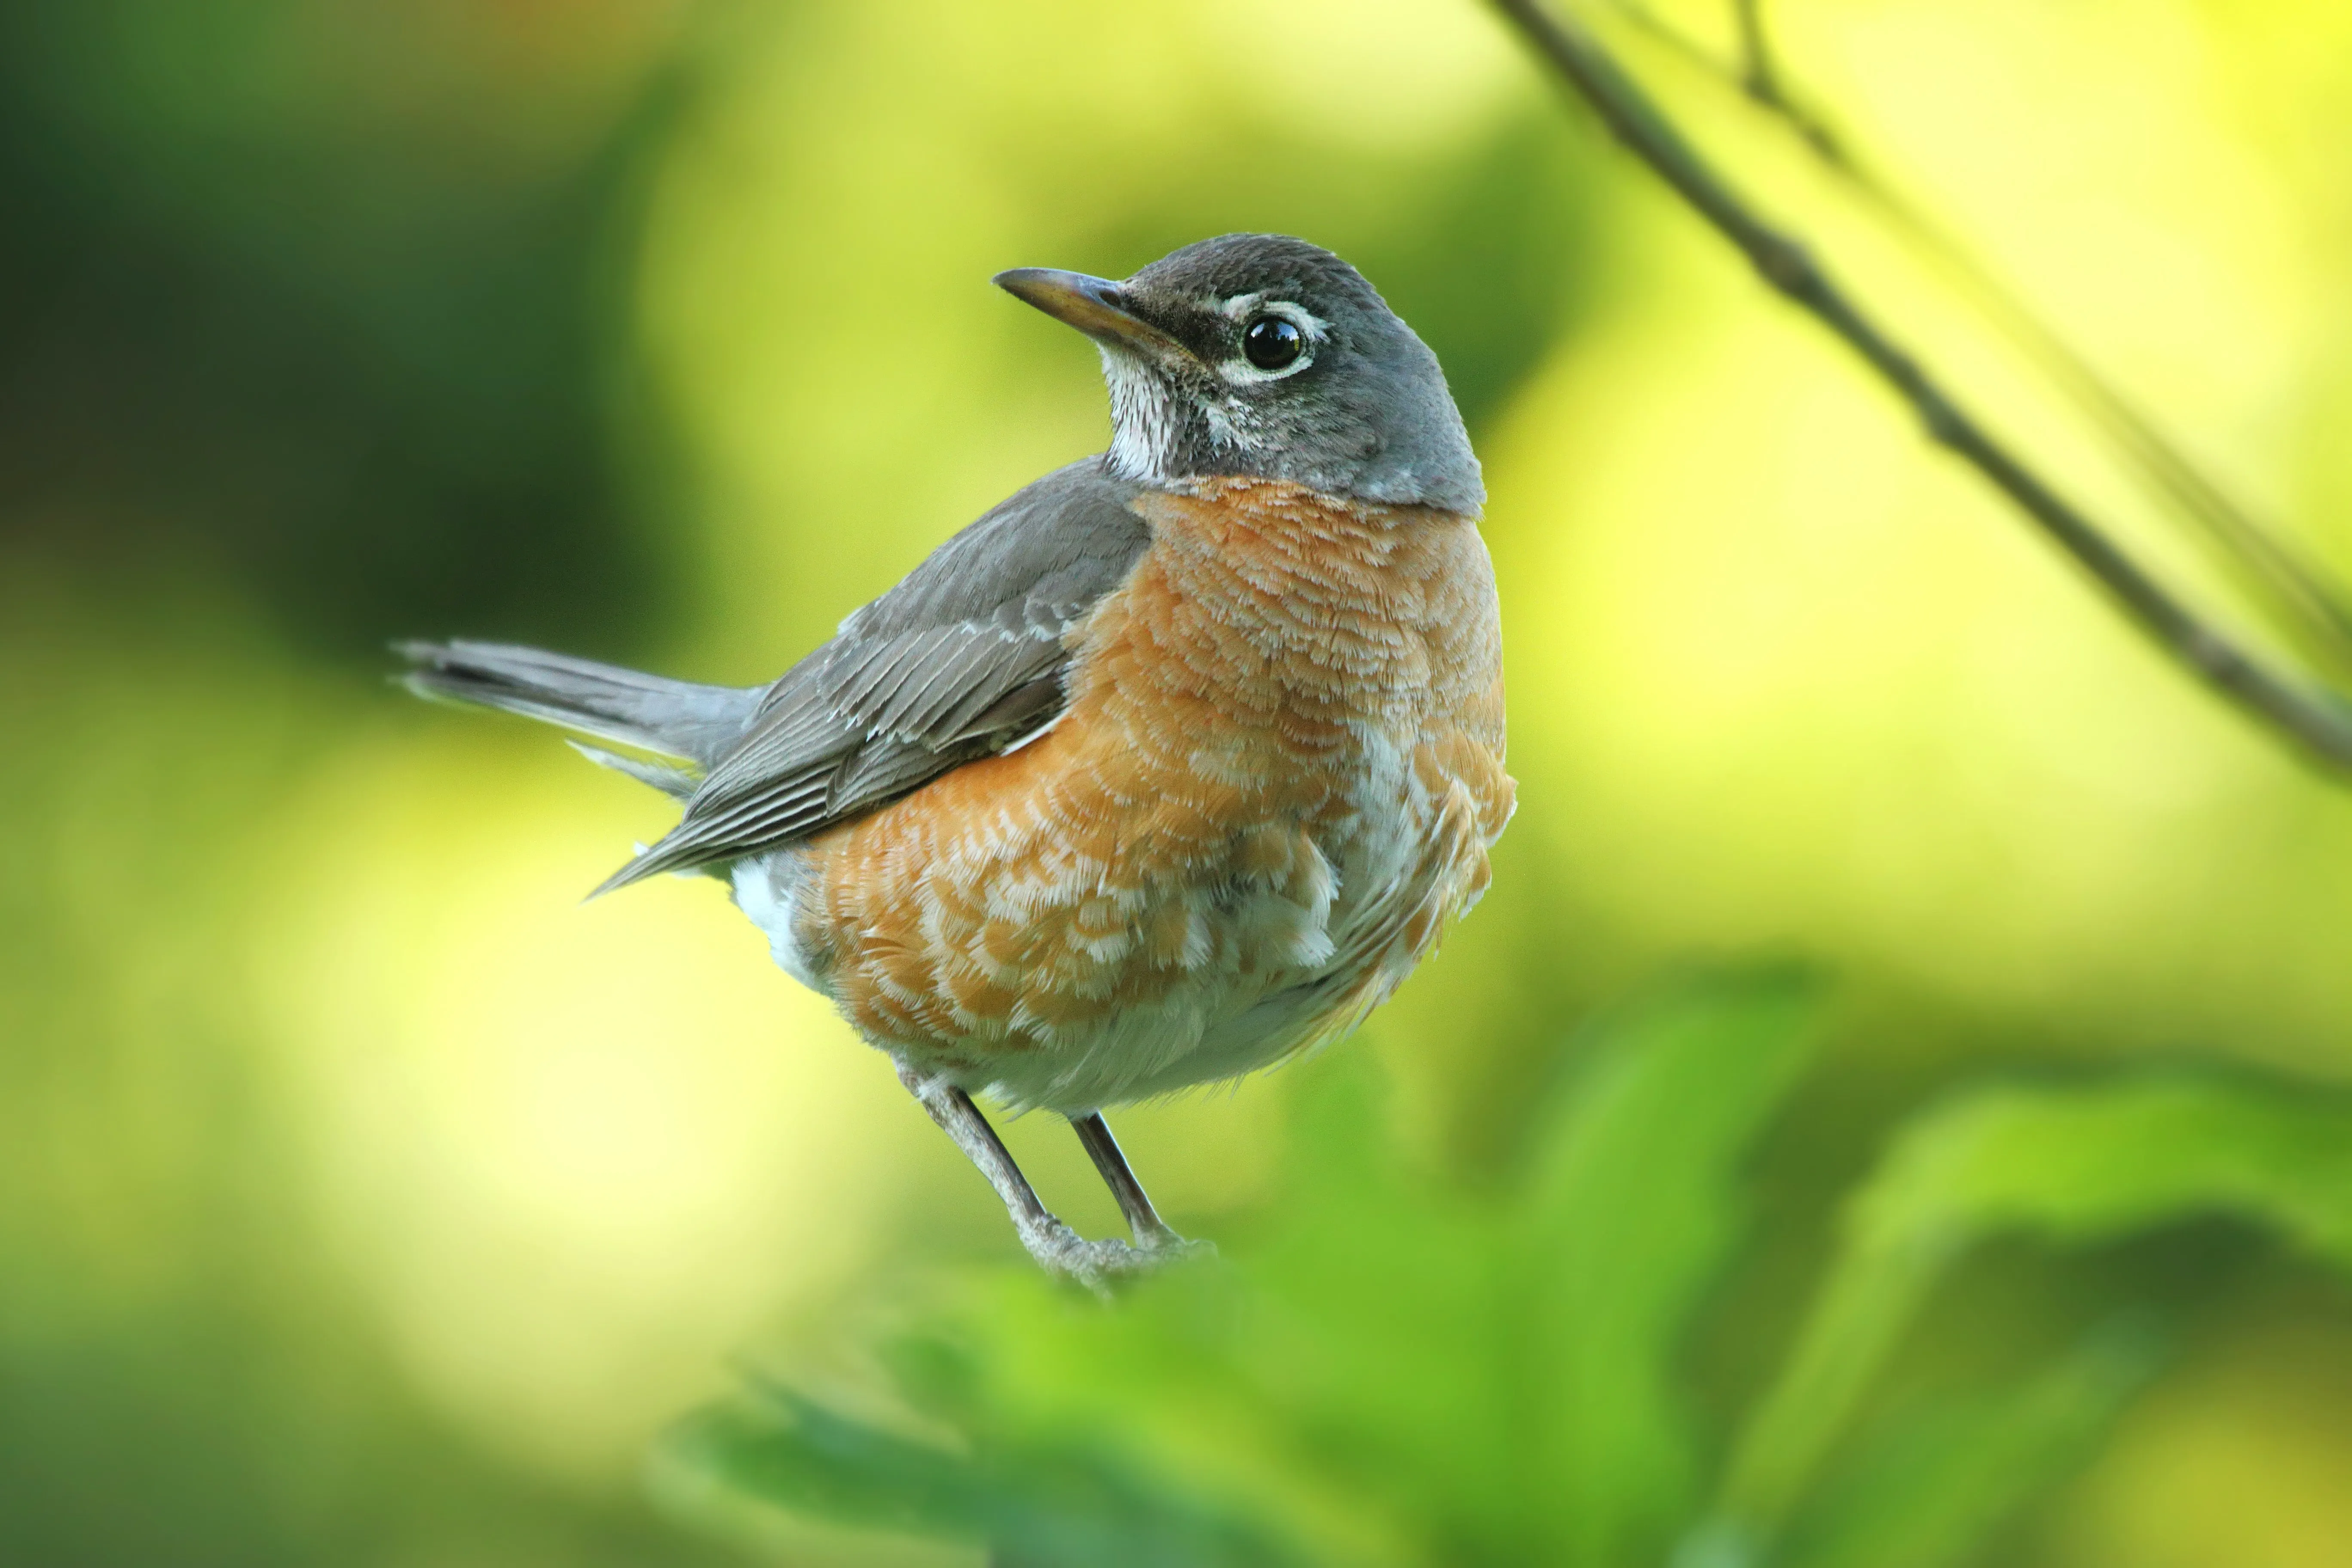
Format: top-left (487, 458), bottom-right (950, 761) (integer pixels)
top-left (1069, 1112), bottom-right (1180, 1246)
top-left (896, 1063), bottom-right (1196, 1290)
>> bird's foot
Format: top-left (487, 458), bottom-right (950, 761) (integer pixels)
top-left (1014, 1215), bottom-right (1215, 1296)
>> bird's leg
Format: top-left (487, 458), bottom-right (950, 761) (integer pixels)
top-left (897, 1063), bottom-right (1058, 1243)
top-left (1069, 1112), bottom-right (1193, 1251)
top-left (895, 1064), bottom-right (1194, 1291)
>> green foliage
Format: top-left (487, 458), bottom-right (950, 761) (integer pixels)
top-left (1774, 1322), bottom-right (2162, 1568)
top-left (671, 1384), bottom-right (1305, 1568)
top-left (669, 974), bottom-right (2352, 1567)
top-left (1723, 1072), bottom-right (2352, 1536)
top-left (1510, 968), bottom-right (1821, 1563)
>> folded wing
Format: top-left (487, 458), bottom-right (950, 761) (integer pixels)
top-left (594, 456), bottom-right (1153, 894)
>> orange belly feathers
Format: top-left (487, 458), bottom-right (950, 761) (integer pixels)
top-left (759, 479), bottom-right (1513, 1112)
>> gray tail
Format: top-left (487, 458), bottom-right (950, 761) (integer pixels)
top-left (398, 640), bottom-right (761, 778)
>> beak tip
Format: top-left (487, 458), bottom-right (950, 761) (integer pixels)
top-left (993, 266), bottom-right (1113, 306)
top-left (993, 266), bottom-right (1180, 360)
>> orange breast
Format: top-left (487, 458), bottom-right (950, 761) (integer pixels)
top-left (790, 478), bottom-right (1513, 1109)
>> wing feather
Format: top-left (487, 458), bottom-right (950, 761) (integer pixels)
top-left (593, 457), bottom-right (1152, 894)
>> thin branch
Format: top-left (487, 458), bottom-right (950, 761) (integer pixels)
top-left (1605, 0), bottom-right (2352, 677)
top-left (1596, 0), bottom-right (1846, 164)
top-left (1487, 0), bottom-right (2352, 771)
top-left (1729, 0), bottom-right (1830, 158)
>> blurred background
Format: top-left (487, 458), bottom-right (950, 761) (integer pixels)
top-left (5, 0), bottom-right (2351, 1563)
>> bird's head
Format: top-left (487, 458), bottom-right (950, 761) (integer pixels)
top-left (995, 233), bottom-right (1482, 514)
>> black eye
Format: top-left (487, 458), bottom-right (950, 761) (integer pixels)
top-left (1241, 315), bottom-right (1304, 371)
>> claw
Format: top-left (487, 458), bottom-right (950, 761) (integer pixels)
top-left (894, 1065), bottom-right (1213, 1293)
top-left (1015, 1216), bottom-right (1213, 1296)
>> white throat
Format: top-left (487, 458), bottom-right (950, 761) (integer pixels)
top-left (1099, 349), bottom-right (1265, 484)
top-left (1101, 351), bottom-right (1174, 483)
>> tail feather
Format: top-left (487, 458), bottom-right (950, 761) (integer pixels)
top-left (398, 640), bottom-right (761, 770)
top-left (567, 740), bottom-right (698, 799)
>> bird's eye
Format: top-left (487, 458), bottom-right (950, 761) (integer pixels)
top-left (1241, 315), bottom-right (1305, 371)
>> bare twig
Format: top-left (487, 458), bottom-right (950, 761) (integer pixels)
top-left (1600, 0), bottom-right (1847, 164)
top-left (1603, 0), bottom-right (2352, 676)
top-left (1740, 0), bottom-right (1806, 129)
top-left (1488, 0), bottom-right (2352, 770)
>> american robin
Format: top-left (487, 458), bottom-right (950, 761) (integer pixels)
top-left (403, 234), bottom-right (1513, 1286)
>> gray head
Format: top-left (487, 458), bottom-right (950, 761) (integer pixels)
top-left (995, 233), bottom-right (1483, 514)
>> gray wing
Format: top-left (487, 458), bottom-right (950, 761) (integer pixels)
top-left (594, 456), bottom-right (1155, 894)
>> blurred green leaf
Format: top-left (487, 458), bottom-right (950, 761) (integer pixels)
top-left (670, 991), bottom-right (2352, 1568)
top-left (668, 1381), bottom-right (1308, 1568)
top-left (1510, 966), bottom-right (1822, 1565)
top-left (1776, 1318), bottom-right (2165, 1568)
top-left (1723, 1074), bottom-right (2352, 1533)
top-left (1223, 1057), bottom-right (1522, 1550)
top-left (672, 968), bottom-right (1825, 1566)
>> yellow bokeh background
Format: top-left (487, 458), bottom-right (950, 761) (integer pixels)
top-left (6, 0), bottom-right (2352, 1562)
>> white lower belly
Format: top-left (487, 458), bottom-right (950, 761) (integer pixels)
top-left (730, 851), bottom-right (822, 990)
top-left (726, 746), bottom-right (1478, 1115)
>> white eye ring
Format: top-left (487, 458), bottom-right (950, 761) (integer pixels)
top-left (1212, 295), bottom-right (1324, 384)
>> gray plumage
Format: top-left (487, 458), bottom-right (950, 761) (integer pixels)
top-left (399, 641), bottom-right (762, 766)
top-left (396, 231), bottom-right (1488, 1283)
top-left (402, 234), bottom-right (1470, 897)
top-left (1085, 233), bottom-right (1483, 514)
top-left (403, 456), bottom-right (1151, 894)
